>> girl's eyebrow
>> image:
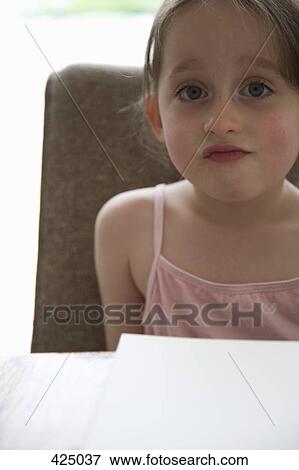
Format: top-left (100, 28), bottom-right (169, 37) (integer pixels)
top-left (168, 55), bottom-right (282, 79)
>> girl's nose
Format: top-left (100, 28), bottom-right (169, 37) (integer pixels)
top-left (203, 98), bottom-right (240, 136)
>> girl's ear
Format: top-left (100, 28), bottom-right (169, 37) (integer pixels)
top-left (145, 94), bottom-right (165, 144)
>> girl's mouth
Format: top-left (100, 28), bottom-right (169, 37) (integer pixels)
top-left (207, 151), bottom-right (250, 164)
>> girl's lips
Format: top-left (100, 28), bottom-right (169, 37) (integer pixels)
top-left (203, 144), bottom-right (249, 158)
top-left (207, 151), bottom-right (250, 163)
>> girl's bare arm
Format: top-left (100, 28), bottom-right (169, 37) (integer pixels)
top-left (94, 193), bottom-right (145, 351)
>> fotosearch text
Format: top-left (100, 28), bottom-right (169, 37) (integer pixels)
top-left (42, 302), bottom-right (277, 327)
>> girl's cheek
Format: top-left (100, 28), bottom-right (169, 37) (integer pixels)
top-left (258, 114), bottom-right (298, 172)
top-left (264, 110), bottom-right (295, 144)
top-left (163, 122), bottom-right (195, 171)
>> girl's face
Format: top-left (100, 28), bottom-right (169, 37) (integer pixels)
top-left (146, 0), bottom-right (299, 202)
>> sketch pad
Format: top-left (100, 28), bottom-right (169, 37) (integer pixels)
top-left (85, 334), bottom-right (299, 449)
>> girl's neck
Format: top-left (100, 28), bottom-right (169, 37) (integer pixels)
top-left (183, 178), bottom-right (299, 230)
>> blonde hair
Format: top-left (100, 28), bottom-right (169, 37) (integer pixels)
top-left (127, 0), bottom-right (299, 183)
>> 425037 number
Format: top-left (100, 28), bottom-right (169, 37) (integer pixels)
top-left (51, 454), bottom-right (101, 466)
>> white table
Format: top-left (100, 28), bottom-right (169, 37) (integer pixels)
top-left (0, 352), bottom-right (115, 449)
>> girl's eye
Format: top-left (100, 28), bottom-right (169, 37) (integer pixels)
top-left (242, 81), bottom-right (273, 98)
top-left (176, 85), bottom-right (205, 101)
top-left (176, 81), bottom-right (273, 101)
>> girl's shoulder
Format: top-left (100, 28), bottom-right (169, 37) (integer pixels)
top-left (97, 181), bottom-right (185, 257)
top-left (94, 186), bottom-right (158, 301)
top-left (100, 185), bottom-right (156, 219)
top-left (102, 181), bottom-right (183, 216)
top-left (98, 185), bottom-right (154, 217)
top-left (97, 185), bottom-right (158, 247)
top-left (107, 183), bottom-right (176, 297)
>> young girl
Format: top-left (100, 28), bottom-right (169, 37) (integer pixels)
top-left (95, 0), bottom-right (299, 351)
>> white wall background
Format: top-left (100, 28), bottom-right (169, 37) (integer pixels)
top-left (0, 3), bottom-right (154, 354)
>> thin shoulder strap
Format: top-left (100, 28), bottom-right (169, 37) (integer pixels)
top-left (153, 183), bottom-right (165, 258)
top-left (143, 183), bottom-right (166, 306)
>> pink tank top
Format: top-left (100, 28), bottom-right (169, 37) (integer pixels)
top-left (142, 183), bottom-right (299, 340)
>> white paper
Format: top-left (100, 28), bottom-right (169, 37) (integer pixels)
top-left (85, 334), bottom-right (299, 450)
